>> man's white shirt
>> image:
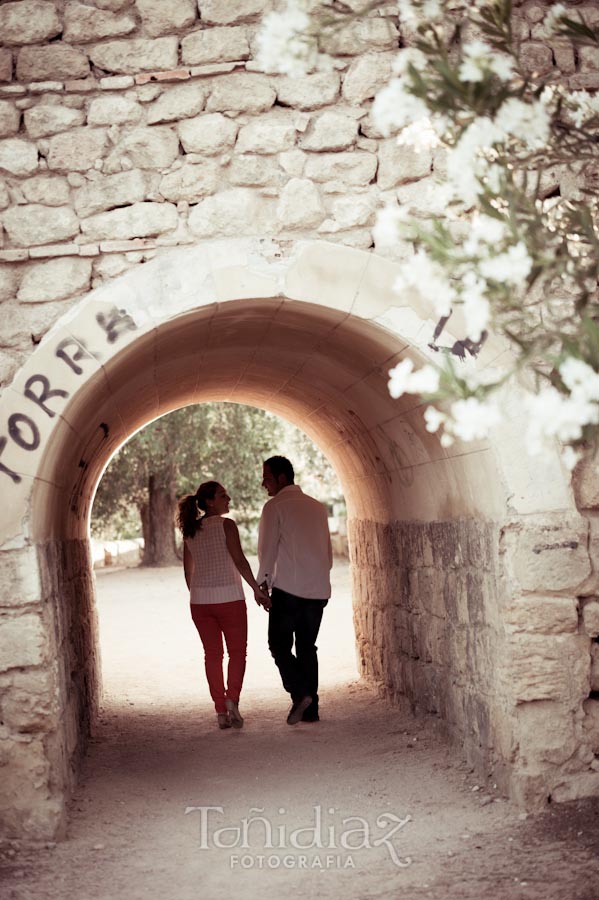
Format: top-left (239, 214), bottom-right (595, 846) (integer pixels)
top-left (257, 485), bottom-right (332, 599)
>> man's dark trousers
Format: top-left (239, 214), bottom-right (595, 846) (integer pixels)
top-left (268, 587), bottom-right (328, 717)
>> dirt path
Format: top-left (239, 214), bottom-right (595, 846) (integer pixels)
top-left (2, 561), bottom-right (599, 900)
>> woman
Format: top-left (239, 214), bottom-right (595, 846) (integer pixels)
top-left (177, 481), bottom-right (271, 729)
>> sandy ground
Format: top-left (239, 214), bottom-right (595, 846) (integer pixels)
top-left (2, 559), bottom-right (599, 900)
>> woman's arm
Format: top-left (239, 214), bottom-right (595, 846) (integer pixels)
top-left (183, 541), bottom-right (193, 591)
top-left (223, 518), bottom-right (271, 609)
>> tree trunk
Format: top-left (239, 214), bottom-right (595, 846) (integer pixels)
top-left (140, 474), bottom-right (179, 567)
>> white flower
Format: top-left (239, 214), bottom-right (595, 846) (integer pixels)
top-left (543, 3), bottom-right (568, 35)
top-left (525, 385), bottom-right (599, 455)
top-left (388, 358), bottom-right (416, 398)
top-left (559, 357), bottom-right (599, 402)
top-left (463, 214), bottom-right (508, 254)
top-left (446, 117), bottom-right (503, 204)
top-left (561, 445), bottom-right (582, 471)
top-left (393, 249), bottom-right (456, 318)
top-left (372, 78), bottom-right (430, 137)
top-left (490, 55), bottom-right (515, 82)
top-left (397, 117), bottom-right (443, 151)
top-left (373, 204), bottom-right (410, 247)
top-left (424, 405), bottom-right (446, 432)
top-left (256, 2), bottom-right (318, 77)
top-left (388, 359), bottom-right (440, 398)
top-left (409, 365), bottom-right (441, 394)
top-left (392, 48), bottom-right (428, 76)
top-left (495, 98), bottom-right (551, 150)
top-left (460, 274), bottom-right (490, 341)
top-left (449, 396), bottom-right (502, 441)
top-left (459, 41), bottom-right (492, 83)
top-left (479, 242), bottom-right (532, 286)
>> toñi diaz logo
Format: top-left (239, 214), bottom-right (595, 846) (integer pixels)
top-left (184, 805), bottom-right (413, 870)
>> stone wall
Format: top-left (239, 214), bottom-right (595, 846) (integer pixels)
top-left (2, 0), bottom-right (599, 838)
top-left (351, 518), bottom-right (510, 789)
top-left (1, 0), bottom-right (597, 385)
top-left (0, 538), bottom-right (97, 837)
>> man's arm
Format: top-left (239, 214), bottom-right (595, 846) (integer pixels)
top-left (257, 501), bottom-right (279, 588)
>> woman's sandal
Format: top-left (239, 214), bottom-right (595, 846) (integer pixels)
top-left (217, 713), bottom-right (232, 729)
top-left (225, 699), bottom-right (244, 729)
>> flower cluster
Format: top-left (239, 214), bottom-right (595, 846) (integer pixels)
top-left (257, 0), bottom-right (599, 468)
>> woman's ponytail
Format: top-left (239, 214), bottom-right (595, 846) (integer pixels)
top-left (176, 481), bottom-right (220, 539)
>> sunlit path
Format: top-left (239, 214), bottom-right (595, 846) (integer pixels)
top-left (96, 558), bottom-right (358, 716)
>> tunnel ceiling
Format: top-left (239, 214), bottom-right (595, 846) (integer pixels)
top-left (31, 297), bottom-right (505, 541)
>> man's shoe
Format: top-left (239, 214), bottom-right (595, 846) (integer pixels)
top-left (217, 713), bottom-right (232, 729)
top-left (287, 695), bottom-right (312, 725)
top-left (301, 710), bottom-right (320, 722)
top-left (225, 698), bottom-right (244, 729)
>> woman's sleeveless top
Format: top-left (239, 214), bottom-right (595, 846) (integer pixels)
top-left (186, 516), bottom-right (244, 605)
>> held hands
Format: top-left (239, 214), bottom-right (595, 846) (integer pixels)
top-left (254, 583), bottom-right (272, 611)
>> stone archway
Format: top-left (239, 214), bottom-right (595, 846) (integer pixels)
top-left (0, 238), bottom-right (596, 840)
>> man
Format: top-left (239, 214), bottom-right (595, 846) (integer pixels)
top-left (258, 455), bottom-right (332, 725)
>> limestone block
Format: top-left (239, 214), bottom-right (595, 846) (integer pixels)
top-left (199, 0), bottom-right (265, 25)
top-left (305, 151), bottom-right (378, 186)
top-left (279, 149), bottom-right (305, 177)
top-left (553, 41), bottom-right (576, 74)
top-left (17, 258), bottom-right (92, 302)
top-left (505, 595), bottom-right (578, 635)
top-left (328, 191), bottom-right (378, 229)
top-left (87, 95), bottom-right (143, 126)
top-left (504, 516), bottom-right (591, 593)
top-left (276, 72), bottom-right (341, 110)
top-left (181, 26), bottom-right (249, 65)
top-left (188, 188), bottom-right (273, 237)
top-left (16, 45), bottom-right (90, 83)
top-left (277, 178), bottom-right (325, 230)
top-left (177, 112), bottom-right (238, 154)
top-left (342, 53), bottom-right (394, 105)
top-left (551, 772), bottom-right (599, 803)
top-left (63, 2), bottom-right (136, 42)
top-left (0, 49), bottom-right (12, 83)
top-left (80, 201), bottom-right (178, 240)
top-left (136, 0), bottom-right (197, 37)
top-left (74, 169), bottom-right (147, 217)
top-left (584, 697), bottom-right (599, 753)
top-left (0, 612), bottom-right (47, 669)
top-left (321, 18), bottom-right (399, 55)
top-left (505, 633), bottom-right (590, 703)
top-left (24, 105), bottom-right (86, 139)
top-left (572, 453), bottom-right (599, 508)
top-left (47, 128), bottom-right (108, 172)
top-left (1, 669), bottom-right (58, 731)
top-left (107, 126), bottom-right (180, 170)
top-left (0, 264), bottom-right (20, 302)
top-left (580, 46), bottom-right (599, 73)
top-left (158, 161), bottom-right (218, 202)
top-left (228, 155), bottom-right (280, 187)
top-left (520, 42), bottom-right (554, 75)
top-left (21, 175), bottom-right (70, 207)
top-left (2, 205), bottom-right (79, 247)
top-left (0, 0), bottom-right (61, 45)
top-left (300, 112), bottom-right (358, 152)
top-left (88, 38), bottom-right (178, 75)
top-left (378, 139), bottom-right (432, 189)
top-left (514, 700), bottom-right (577, 766)
top-left (0, 101), bottom-right (19, 137)
top-left (582, 599), bottom-right (599, 638)
top-left (207, 74), bottom-right (276, 114)
top-left (592, 642), bottom-right (599, 692)
top-left (0, 138), bottom-right (38, 176)
top-left (236, 115), bottom-right (296, 154)
top-left (146, 83), bottom-right (207, 124)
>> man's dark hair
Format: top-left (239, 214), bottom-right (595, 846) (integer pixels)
top-left (264, 455), bottom-right (295, 484)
